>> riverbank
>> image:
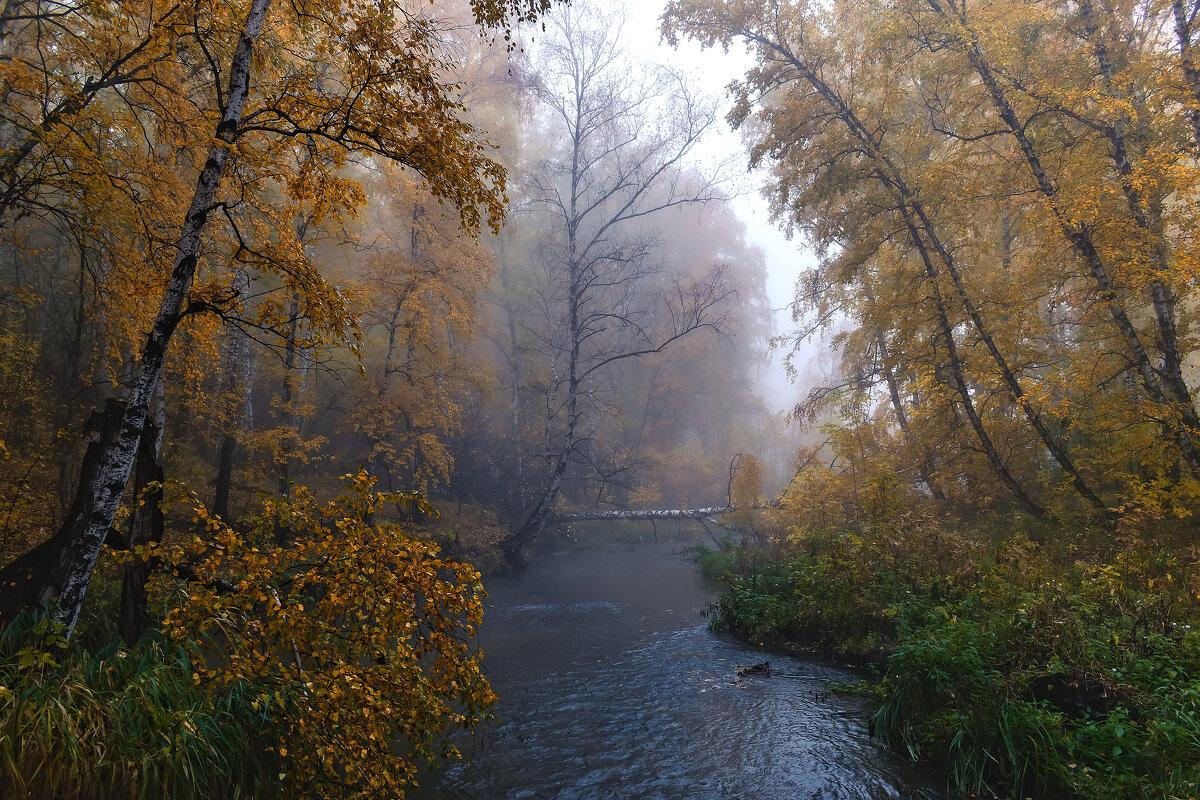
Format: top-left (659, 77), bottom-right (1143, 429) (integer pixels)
top-left (696, 528), bottom-right (1200, 799)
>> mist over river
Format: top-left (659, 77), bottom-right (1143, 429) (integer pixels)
top-left (412, 541), bottom-right (942, 800)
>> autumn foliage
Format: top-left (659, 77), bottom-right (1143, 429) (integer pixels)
top-left (661, 0), bottom-right (1200, 795)
top-left (0, 474), bottom-right (493, 799)
top-left (153, 472), bottom-right (494, 797)
top-left (0, 0), bottom-right (530, 795)
top-left (665, 0), bottom-right (1200, 524)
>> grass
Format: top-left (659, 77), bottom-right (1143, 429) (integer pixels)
top-left (0, 611), bottom-right (281, 799)
top-left (695, 531), bottom-right (1200, 799)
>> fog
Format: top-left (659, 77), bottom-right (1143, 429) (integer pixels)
top-left (595, 0), bottom-right (827, 415)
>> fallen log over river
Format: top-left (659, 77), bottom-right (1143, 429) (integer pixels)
top-left (551, 506), bottom-right (731, 523)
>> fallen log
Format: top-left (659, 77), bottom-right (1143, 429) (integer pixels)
top-left (552, 506), bottom-right (731, 523)
top-left (501, 500), bottom-right (779, 562)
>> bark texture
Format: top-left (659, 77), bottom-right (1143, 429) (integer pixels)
top-left (31, 0), bottom-right (272, 635)
top-left (118, 387), bottom-right (165, 647)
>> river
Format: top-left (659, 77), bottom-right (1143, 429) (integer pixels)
top-left (413, 540), bottom-right (942, 800)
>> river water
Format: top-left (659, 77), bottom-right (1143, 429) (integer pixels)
top-left (414, 542), bottom-right (941, 800)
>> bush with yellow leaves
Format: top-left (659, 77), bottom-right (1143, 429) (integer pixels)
top-left (152, 471), bottom-right (495, 798)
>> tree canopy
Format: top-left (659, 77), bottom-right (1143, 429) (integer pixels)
top-left (666, 0), bottom-right (1200, 523)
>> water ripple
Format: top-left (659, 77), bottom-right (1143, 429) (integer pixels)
top-left (413, 545), bottom-right (941, 800)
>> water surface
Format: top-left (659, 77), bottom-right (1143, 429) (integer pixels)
top-left (415, 542), bottom-right (940, 799)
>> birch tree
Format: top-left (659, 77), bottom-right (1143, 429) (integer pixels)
top-left (0, 0), bottom-right (556, 634)
top-left (664, 0), bottom-right (1200, 521)
top-left (502, 3), bottom-right (736, 558)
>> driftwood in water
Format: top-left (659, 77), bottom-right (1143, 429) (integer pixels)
top-left (737, 661), bottom-right (772, 678)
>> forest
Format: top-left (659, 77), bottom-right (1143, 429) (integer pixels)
top-left (0, 0), bottom-right (1199, 795)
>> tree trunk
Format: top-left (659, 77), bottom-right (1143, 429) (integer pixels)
top-left (901, 211), bottom-right (1048, 518)
top-left (0, 400), bottom-right (124, 625)
top-left (18, 0), bottom-right (273, 636)
top-left (118, 382), bottom-right (165, 646)
top-left (213, 433), bottom-right (237, 522)
top-left (505, 114), bottom-right (586, 562)
top-left (277, 294), bottom-right (300, 503)
top-left (878, 331), bottom-right (946, 501)
top-left (926, 0), bottom-right (1200, 477)
top-left (214, 267), bottom-right (252, 521)
top-left (1079, 0), bottom-right (1199, 462)
top-left (907, 199), bottom-right (1108, 513)
top-left (506, 302), bottom-right (527, 513)
top-left (275, 292), bottom-right (311, 545)
top-left (741, 29), bottom-right (1076, 517)
top-left (504, 8), bottom-right (729, 561)
top-left (1174, 0), bottom-right (1200, 153)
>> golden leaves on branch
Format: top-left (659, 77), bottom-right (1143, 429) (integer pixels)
top-left (665, 0), bottom-right (1200, 521)
top-left (150, 472), bottom-right (490, 798)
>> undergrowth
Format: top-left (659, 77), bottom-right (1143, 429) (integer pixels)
top-left (1, 474), bottom-right (493, 799)
top-left (697, 530), bottom-right (1200, 799)
top-left (0, 612), bottom-right (280, 799)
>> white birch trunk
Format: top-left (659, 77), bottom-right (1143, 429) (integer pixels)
top-left (50, 0), bottom-right (272, 635)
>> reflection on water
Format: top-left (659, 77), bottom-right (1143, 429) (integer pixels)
top-left (413, 543), bottom-right (941, 800)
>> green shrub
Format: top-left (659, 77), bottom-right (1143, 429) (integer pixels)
top-left (697, 537), bottom-right (902, 658)
top-left (702, 528), bottom-right (1200, 799)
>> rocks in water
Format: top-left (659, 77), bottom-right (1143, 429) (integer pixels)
top-left (736, 661), bottom-right (771, 678)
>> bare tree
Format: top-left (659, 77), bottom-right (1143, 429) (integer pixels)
top-left (503, 4), bottom-right (734, 559)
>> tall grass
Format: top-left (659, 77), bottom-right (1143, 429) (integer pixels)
top-left (0, 613), bottom-right (280, 799)
top-left (697, 532), bottom-right (1200, 799)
